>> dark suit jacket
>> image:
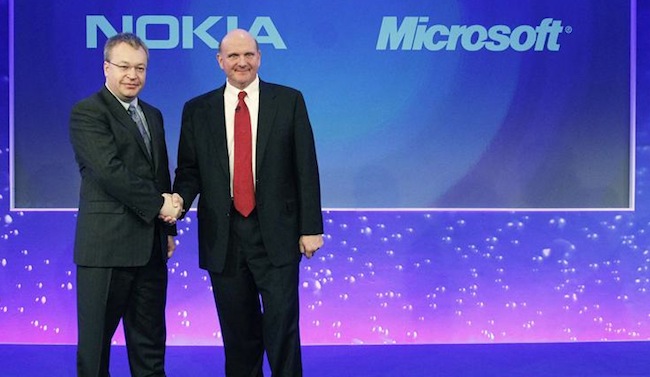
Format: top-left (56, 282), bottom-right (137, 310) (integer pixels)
top-left (70, 86), bottom-right (176, 267)
top-left (174, 80), bottom-right (323, 272)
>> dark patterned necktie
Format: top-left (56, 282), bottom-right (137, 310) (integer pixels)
top-left (128, 104), bottom-right (152, 157)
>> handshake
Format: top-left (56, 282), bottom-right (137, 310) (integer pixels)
top-left (159, 193), bottom-right (184, 224)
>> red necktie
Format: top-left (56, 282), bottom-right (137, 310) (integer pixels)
top-left (233, 91), bottom-right (255, 217)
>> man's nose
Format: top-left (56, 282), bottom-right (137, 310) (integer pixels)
top-left (126, 68), bottom-right (139, 78)
top-left (236, 56), bottom-right (249, 66)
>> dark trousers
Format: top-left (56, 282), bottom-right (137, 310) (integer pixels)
top-left (76, 238), bottom-right (168, 377)
top-left (209, 209), bottom-right (302, 377)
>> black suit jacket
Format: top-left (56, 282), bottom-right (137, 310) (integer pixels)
top-left (70, 86), bottom-right (176, 267)
top-left (174, 80), bottom-right (323, 272)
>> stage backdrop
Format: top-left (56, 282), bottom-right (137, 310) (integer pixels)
top-left (2, 0), bottom-right (649, 346)
top-left (11, 0), bottom-right (633, 210)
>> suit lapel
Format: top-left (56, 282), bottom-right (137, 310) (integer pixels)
top-left (256, 81), bottom-right (276, 176)
top-left (100, 87), bottom-right (154, 166)
top-left (140, 101), bottom-right (160, 170)
top-left (206, 87), bottom-right (230, 180)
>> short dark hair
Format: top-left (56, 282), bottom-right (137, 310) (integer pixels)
top-left (104, 33), bottom-right (149, 62)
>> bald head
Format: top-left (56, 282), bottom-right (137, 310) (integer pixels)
top-left (217, 29), bottom-right (261, 89)
top-left (219, 29), bottom-right (260, 53)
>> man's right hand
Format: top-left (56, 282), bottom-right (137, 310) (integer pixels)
top-left (159, 193), bottom-right (184, 224)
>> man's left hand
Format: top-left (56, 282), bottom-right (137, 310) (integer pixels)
top-left (299, 234), bottom-right (323, 259)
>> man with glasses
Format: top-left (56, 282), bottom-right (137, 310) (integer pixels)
top-left (69, 32), bottom-right (181, 376)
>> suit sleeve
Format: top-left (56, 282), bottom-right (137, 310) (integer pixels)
top-left (70, 99), bottom-right (164, 223)
top-left (293, 92), bottom-right (324, 235)
top-left (173, 101), bottom-right (202, 214)
top-left (145, 104), bottom-right (178, 236)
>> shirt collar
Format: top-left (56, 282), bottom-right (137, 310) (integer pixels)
top-left (225, 75), bottom-right (260, 98)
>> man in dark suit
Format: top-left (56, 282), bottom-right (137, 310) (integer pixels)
top-left (173, 29), bottom-right (324, 376)
top-left (69, 33), bottom-right (182, 377)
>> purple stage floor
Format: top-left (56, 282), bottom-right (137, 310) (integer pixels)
top-left (0, 342), bottom-right (648, 376)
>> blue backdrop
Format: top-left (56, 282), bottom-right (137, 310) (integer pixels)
top-left (10, 0), bottom-right (632, 210)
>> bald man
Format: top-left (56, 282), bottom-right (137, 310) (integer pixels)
top-left (173, 29), bottom-right (323, 376)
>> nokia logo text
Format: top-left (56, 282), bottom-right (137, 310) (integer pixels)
top-left (376, 17), bottom-right (565, 52)
top-left (86, 15), bottom-right (287, 49)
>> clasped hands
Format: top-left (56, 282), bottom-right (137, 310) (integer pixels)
top-left (159, 193), bottom-right (184, 224)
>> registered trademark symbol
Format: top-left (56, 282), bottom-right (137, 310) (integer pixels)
top-left (565, 25), bottom-right (573, 33)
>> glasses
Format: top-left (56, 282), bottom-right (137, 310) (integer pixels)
top-left (107, 61), bottom-right (147, 74)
